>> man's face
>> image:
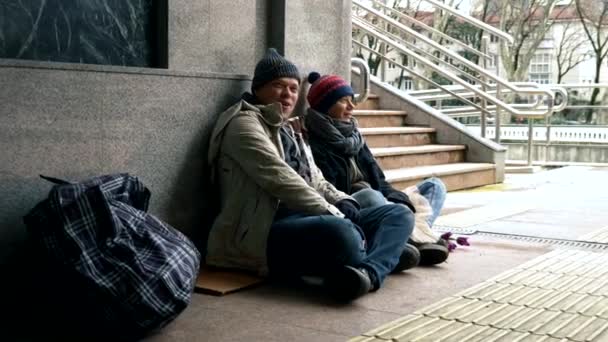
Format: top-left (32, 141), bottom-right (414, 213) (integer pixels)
top-left (254, 77), bottom-right (300, 117)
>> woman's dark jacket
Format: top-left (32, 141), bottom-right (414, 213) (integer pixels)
top-left (308, 139), bottom-right (415, 212)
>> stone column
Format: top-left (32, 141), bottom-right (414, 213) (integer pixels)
top-left (268, 0), bottom-right (352, 78)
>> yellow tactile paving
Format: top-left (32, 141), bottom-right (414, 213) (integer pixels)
top-left (351, 249), bottom-right (608, 342)
top-left (579, 227), bottom-right (608, 243)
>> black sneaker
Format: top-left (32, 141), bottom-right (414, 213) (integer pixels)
top-left (416, 242), bottom-right (449, 266)
top-left (391, 243), bottom-right (421, 273)
top-left (324, 265), bottom-right (372, 302)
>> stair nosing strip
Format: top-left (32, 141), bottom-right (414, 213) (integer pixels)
top-left (385, 164), bottom-right (496, 182)
top-left (354, 110), bottom-right (408, 115)
top-left (360, 127), bottom-right (436, 135)
top-left (371, 145), bottom-right (466, 157)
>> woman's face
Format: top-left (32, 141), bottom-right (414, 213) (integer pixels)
top-left (328, 96), bottom-right (355, 122)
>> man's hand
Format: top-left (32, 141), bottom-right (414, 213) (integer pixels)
top-left (335, 199), bottom-right (361, 223)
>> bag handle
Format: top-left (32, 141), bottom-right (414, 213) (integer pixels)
top-left (39, 175), bottom-right (72, 185)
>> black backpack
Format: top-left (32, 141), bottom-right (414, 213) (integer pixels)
top-left (24, 173), bottom-right (201, 339)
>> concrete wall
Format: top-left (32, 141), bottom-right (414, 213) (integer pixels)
top-left (505, 143), bottom-right (608, 163)
top-left (0, 60), bottom-right (250, 263)
top-left (170, 0), bottom-right (269, 73)
top-left (0, 0), bottom-right (354, 268)
top-left (169, 0), bottom-right (352, 77)
top-left (278, 1), bottom-right (352, 78)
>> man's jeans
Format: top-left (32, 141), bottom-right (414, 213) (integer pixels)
top-left (267, 204), bottom-right (414, 289)
top-left (352, 177), bottom-right (447, 228)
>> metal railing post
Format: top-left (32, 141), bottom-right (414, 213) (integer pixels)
top-left (480, 36), bottom-right (489, 138)
top-left (495, 84), bottom-right (501, 143)
top-left (527, 119), bottom-right (534, 166)
top-left (380, 43), bottom-right (387, 82)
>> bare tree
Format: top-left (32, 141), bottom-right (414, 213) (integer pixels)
top-left (497, 0), bottom-right (561, 82)
top-left (575, 0), bottom-right (608, 123)
top-left (555, 18), bottom-right (591, 83)
top-left (431, 0), bottom-right (465, 43)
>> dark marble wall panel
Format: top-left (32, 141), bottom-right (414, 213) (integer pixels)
top-left (0, 0), bottom-right (157, 67)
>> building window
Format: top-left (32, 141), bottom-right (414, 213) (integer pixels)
top-left (402, 55), bottom-right (416, 68)
top-left (488, 54), bottom-right (497, 68)
top-left (490, 35), bottom-right (499, 43)
top-left (0, 0), bottom-right (167, 68)
top-left (529, 74), bottom-right (550, 84)
top-left (397, 76), bottom-right (413, 91)
top-left (529, 53), bottom-right (552, 84)
top-left (408, 56), bottom-right (416, 68)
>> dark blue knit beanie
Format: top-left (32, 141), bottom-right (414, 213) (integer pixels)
top-left (252, 48), bottom-right (300, 91)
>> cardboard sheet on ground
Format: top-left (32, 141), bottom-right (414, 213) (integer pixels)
top-left (195, 266), bottom-right (264, 296)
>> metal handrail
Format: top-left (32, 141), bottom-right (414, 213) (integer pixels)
top-left (546, 83), bottom-right (608, 88)
top-left (408, 83), bottom-right (568, 112)
top-left (369, 18), bottom-right (492, 88)
top-left (441, 103), bottom-right (540, 115)
top-left (351, 58), bottom-right (370, 105)
top-left (368, 0), bottom-right (492, 62)
top-left (352, 40), bottom-right (493, 117)
top-left (352, 0), bottom-right (574, 167)
top-left (564, 105), bottom-right (608, 109)
top-left (423, 0), bottom-right (514, 44)
top-left (353, 16), bottom-right (555, 117)
top-left (352, 0), bottom-right (556, 111)
top-left (352, 0), bottom-right (568, 168)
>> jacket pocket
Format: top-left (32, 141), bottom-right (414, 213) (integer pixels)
top-left (233, 185), bottom-right (260, 247)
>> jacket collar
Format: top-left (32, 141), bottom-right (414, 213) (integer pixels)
top-left (208, 94), bottom-right (286, 174)
top-left (241, 98), bottom-right (283, 128)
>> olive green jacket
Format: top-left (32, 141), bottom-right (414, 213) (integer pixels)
top-left (206, 99), bottom-right (351, 275)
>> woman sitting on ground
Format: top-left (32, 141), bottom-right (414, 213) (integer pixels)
top-left (304, 72), bottom-right (449, 266)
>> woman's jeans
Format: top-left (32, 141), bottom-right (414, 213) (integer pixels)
top-left (351, 177), bottom-right (447, 228)
top-left (267, 204), bottom-right (414, 289)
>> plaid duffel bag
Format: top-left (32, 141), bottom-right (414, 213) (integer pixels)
top-left (24, 173), bottom-right (201, 339)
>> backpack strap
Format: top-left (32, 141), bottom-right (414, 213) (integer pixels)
top-left (39, 175), bottom-right (72, 185)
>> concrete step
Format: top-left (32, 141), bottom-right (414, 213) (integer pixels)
top-left (354, 109), bottom-right (408, 128)
top-left (505, 165), bottom-right (543, 174)
top-left (371, 144), bottom-right (466, 170)
top-left (384, 163), bottom-right (496, 191)
top-left (356, 94), bottom-right (380, 110)
top-left (360, 127), bottom-right (436, 147)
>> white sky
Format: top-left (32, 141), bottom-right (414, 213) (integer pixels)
top-left (388, 0), bottom-right (473, 14)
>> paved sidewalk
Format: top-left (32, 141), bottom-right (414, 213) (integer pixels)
top-left (350, 166), bottom-right (608, 342)
top-left (146, 166), bottom-right (608, 342)
top-left (352, 248), bottom-right (608, 342)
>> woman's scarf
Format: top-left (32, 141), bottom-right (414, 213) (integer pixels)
top-left (305, 108), bottom-right (364, 157)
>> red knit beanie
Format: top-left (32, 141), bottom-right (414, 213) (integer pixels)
top-left (306, 72), bottom-right (354, 114)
